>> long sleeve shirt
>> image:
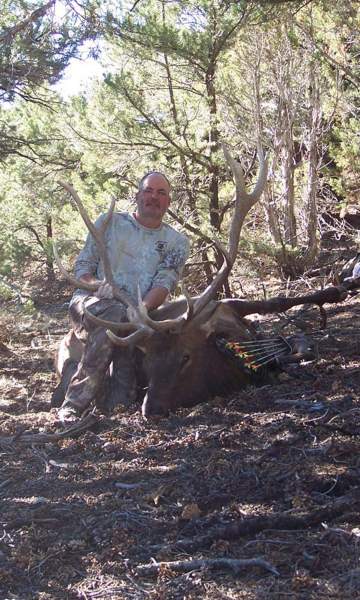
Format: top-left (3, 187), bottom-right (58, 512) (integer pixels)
top-left (70, 212), bottom-right (190, 305)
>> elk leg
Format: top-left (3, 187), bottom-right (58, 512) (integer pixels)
top-left (102, 346), bottom-right (138, 413)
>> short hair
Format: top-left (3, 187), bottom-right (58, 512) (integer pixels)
top-left (138, 171), bottom-right (171, 192)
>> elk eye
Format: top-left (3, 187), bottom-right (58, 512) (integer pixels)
top-left (181, 354), bottom-right (190, 367)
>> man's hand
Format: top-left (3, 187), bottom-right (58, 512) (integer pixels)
top-left (95, 281), bottom-right (114, 299)
top-left (126, 305), bottom-right (140, 323)
top-left (78, 274), bottom-right (114, 299)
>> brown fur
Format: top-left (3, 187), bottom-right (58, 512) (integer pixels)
top-left (52, 330), bottom-right (85, 408)
top-left (55, 329), bottom-right (84, 378)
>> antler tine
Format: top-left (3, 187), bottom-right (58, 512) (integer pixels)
top-left (222, 143), bottom-right (246, 192)
top-left (53, 243), bottom-right (99, 293)
top-left (250, 144), bottom-right (268, 202)
top-left (192, 143), bottom-right (268, 318)
top-left (57, 180), bottom-right (138, 312)
top-left (182, 283), bottom-right (195, 321)
top-left (106, 327), bottom-right (153, 348)
top-left (57, 180), bottom-right (116, 287)
top-left (101, 195), bottom-right (117, 232)
top-left (83, 305), bottom-right (140, 334)
top-left (135, 284), bottom-right (187, 332)
top-left (58, 181), bottom-right (115, 242)
top-left (192, 249), bottom-right (231, 317)
top-left (192, 235), bottom-right (232, 316)
top-left (223, 142), bottom-right (268, 264)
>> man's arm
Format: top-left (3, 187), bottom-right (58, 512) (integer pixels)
top-left (144, 235), bottom-right (190, 310)
top-left (79, 273), bottom-right (102, 286)
top-left (74, 214), bottom-right (106, 282)
top-left (150, 235), bottom-right (190, 303)
top-left (78, 276), bottom-right (167, 306)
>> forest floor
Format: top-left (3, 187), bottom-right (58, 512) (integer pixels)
top-left (1, 277), bottom-right (360, 600)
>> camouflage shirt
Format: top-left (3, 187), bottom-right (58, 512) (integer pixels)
top-left (70, 212), bottom-right (190, 305)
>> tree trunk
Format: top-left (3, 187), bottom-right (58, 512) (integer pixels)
top-left (205, 60), bottom-right (220, 232)
top-left (281, 125), bottom-right (297, 247)
top-left (161, 2), bottom-right (197, 216)
top-left (263, 182), bottom-right (282, 245)
top-left (46, 216), bottom-right (55, 282)
top-left (304, 63), bottom-right (321, 265)
top-left (205, 4), bottom-right (220, 233)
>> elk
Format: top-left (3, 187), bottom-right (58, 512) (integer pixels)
top-left (54, 146), bottom-right (360, 418)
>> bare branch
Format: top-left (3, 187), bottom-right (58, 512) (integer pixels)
top-left (0, 0), bottom-right (56, 43)
top-left (135, 556), bottom-right (279, 577)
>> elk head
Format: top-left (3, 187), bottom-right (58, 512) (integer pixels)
top-left (139, 304), bottom-right (256, 418)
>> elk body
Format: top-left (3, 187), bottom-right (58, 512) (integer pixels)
top-left (54, 147), bottom-right (359, 418)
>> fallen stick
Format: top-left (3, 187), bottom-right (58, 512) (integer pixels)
top-left (3, 517), bottom-right (60, 529)
top-left (0, 342), bottom-right (16, 356)
top-left (0, 412), bottom-right (98, 447)
top-left (151, 490), bottom-right (360, 554)
top-left (135, 557), bottom-right (279, 577)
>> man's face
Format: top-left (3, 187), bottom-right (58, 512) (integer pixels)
top-left (135, 173), bottom-right (170, 225)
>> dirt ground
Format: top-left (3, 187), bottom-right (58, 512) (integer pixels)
top-left (1, 281), bottom-right (360, 600)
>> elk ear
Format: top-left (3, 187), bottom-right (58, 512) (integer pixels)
top-left (135, 339), bottom-right (150, 353)
top-left (200, 320), bottom-right (216, 338)
top-left (199, 302), bottom-right (252, 338)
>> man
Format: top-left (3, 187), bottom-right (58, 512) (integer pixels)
top-left (57, 171), bottom-right (190, 423)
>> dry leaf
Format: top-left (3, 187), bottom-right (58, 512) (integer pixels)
top-left (292, 494), bottom-right (307, 510)
top-left (149, 484), bottom-right (172, 506)
top-left (210, 539), bottom-right (231, 553)
top-left (278, 372), bottom-right (291, 382)
top-left (181, 503), bottom-right (201, 520)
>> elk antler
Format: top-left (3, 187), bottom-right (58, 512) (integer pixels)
top-left (192, 144), bottom-right (268, 317)
top-left (224, 144), bottom-right (268, 264)
top-left (99, 284), bottom-right (195, 339)
top-left (224, 277), bottom-right (360, 329)
top-left (53, 244), bottom-right (99, 293)
top-left (55, 181), bottom-right (140, 314)
top-left (82, 306), bottom-right (140, 334)
top-left (106, 326), bottom-right (154, 347)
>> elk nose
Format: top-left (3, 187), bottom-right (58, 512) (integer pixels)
top-left (141, 393), bottom-right (169, 420)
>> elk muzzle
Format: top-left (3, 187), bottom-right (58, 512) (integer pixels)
top-left (141, 391), bottom-right (170, 419)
